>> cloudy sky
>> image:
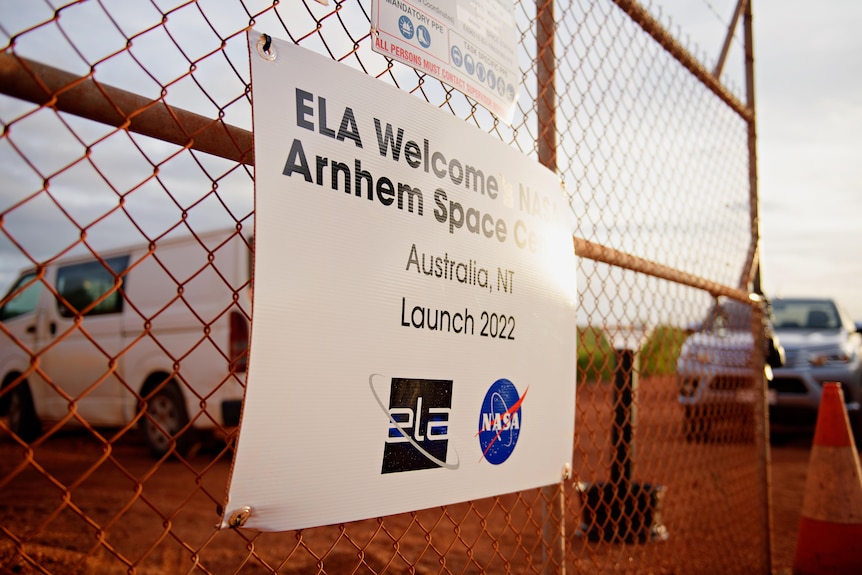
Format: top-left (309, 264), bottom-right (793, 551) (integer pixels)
top-left (658, 0), bottom-right (862, 319)
top-left (1, 0), bottom-right (860, 319)
top-left (754, 1), bottom-right (862, 319)
top-left (663, 0), bottom-right (862, 319)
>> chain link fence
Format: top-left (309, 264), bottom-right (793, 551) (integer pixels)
top-left (0, 0), bottom-right (772, 573)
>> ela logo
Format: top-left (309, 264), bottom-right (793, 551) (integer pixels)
top-left (477, 379), bottom-right (527, 465)
top-left (374, 377), bottom-right (457, 474)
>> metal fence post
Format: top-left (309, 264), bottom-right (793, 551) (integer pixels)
top-left (577, 328), bottom-right (667, 544)
top-left (536, 0), bottom-right (565, 573)
top-left (611, 348), bottom-right (637, 491)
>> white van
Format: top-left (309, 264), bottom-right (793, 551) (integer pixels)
top-left (0, 228), bottom-right (252, 457)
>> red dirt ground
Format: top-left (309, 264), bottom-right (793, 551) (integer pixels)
top-left (0, 394), bottom-right (818, 574)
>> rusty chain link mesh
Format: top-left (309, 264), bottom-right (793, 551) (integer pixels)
top-left (0, 0), bottom-right (770, 573)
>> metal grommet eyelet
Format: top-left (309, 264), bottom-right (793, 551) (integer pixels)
top-left (228, 506), bottom-right (252, 528)
top-left (256, 34), bottom-right (277, 62)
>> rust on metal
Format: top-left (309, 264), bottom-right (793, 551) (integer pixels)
top-left (713, 0), bottom-right (749, 79)
top-left (573, 236), bottom-right (751, 303)
top-left (610, 0), bottom-right (752, 123)
top-left (741, 0), bottom-right (761, 293)
top-left (536, 0), bottom-right (557, 173)
top-left (0, 52), bottom-right (254, 166)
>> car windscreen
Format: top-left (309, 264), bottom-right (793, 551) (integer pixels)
top-left (772, 299), bottom-right (840, 330)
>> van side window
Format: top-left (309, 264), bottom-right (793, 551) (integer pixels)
top-left (56, 256), bottom-right (130, 318)
top-left (0, 272), bottom-right (42, 321)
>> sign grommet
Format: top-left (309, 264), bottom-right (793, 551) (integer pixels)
top-left (228, 506), bottom-right (253, 528)
top-left (256, 34), bottom-right (277, 62)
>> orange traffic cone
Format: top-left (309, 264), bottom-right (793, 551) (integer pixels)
top-left (792, 382), bottom-right (862, 575)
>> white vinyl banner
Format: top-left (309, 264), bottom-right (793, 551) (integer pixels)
top-left (222, 32), bottom-right (576, 532)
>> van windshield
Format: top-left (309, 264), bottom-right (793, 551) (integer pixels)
top-left (0, 272), bottom-right (42, 321)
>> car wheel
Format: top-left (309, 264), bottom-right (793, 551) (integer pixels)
top-left (142, 381), bottom-right (192, 458)
top-left (6, 380), bottom-right (42, 443)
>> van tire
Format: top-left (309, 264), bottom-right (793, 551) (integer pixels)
top-left (6, 379), bottom-right (42, 443)
top-left (142, 380), bottom-right (192, 458)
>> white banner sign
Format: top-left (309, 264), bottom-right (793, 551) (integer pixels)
top-left (371, 0), bottom-right (519, 120)
top-left (222, 32), bottom-right (576, 532)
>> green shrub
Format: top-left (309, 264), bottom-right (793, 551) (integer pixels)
top-left (576, 324), bottom-right (686, 382)
top-left (577, 325), bottom-right (614, 383)
top-left (639, 325), bottom-right (686, 376)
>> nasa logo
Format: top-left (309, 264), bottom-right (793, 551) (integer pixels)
top-left (376, 377), bottom-right (457, 474)
top-left (477, 378), bottom-right (527, 465)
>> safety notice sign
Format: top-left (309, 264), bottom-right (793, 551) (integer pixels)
top-left (371, 0), bottom-right (519, 120)
top-left (222, 32), bottom-right (576, 532)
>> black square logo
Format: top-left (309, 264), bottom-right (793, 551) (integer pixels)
top-left (381, 378), bottom-right (453, 474)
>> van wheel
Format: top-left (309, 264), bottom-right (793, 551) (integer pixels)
top-left (6, 380), bottom-right (42, 443)
top-left (142, 381), bottom-right (192, 458)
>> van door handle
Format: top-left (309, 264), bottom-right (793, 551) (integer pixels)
top-left (49, 322), bottom-right (56, 336)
